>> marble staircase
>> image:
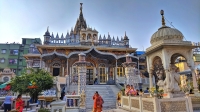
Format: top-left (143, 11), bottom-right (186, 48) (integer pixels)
top-left (86, 85), bottom-right (120, 111)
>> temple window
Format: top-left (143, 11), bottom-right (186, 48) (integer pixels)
top-left (87, 33), bottom-right (91, 40)
top-left (82, 33), bottom-right (86, 40)
top-left (1, 49), bottom-right (6, 54)
top-left (0, 58), bottom-right (5, 63)
top-left (117, 67), bottom-right (124, 77)
top-left (10, 49), bottom-right (18, 55)
top-left (9, 59), bottom-right (17, 64)
top-left (93, 34), bottom-right (97, 40)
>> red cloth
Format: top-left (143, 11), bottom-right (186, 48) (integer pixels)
top-left (93, 94), bottom-right (103, 109)
top-left (15, 98), bottom-right (24, 112)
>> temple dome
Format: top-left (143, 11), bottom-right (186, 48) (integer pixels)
top-left (150, 26), bottom-right (184, 44)
top-left (150, 10), bottom-right (184, 45)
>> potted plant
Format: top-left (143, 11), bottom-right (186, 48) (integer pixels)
top-left (10, 68), bottom-right (54, 103)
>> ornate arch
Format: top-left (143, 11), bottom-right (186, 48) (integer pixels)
top-left (99, 63), bottom-right (106, 67)
top-left (166, 49), bottom-right (192, 66)
top-left (149, 51), bottom-right (163, 68)
top-left (51, 60), bottom-right (61, 67)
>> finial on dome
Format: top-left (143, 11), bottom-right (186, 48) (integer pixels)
top-left (47, 26), bottom-right (49, 31)
top-left (160, 10), bottom-right (165, 26)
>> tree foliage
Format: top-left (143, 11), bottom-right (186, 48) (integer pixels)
top-left (10, 68), bottom-right (54, 103)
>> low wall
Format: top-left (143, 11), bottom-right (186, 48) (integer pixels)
top-left (121, 95), bottom-right (193, 112)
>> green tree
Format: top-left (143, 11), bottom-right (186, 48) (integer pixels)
top-left (10, 68), bottom-right (54, 103)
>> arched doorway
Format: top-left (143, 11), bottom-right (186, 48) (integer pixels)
top-left (152, 56), bottom-right (165, 88)
top-left (99, 63), bottom-right (106, 84)
top-left (52, 63), bottom-right (61, 76)
top-left (72, 62), bottom-right (95, 85)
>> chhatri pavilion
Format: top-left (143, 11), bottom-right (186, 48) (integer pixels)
top-left (23, 3), bottom-right (142, 85)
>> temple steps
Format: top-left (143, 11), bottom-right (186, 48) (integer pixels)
top-left (86, 85), bottom-right (120, 111)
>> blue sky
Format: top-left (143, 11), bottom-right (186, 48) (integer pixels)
top-left (0, 0), bottom-right (199, 51)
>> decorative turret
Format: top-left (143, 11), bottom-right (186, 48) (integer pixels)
top-left (43, 27), bottom-right (51, 44)
top-left (107, 33), bottom-right (111, 45)
top-left (124, 31), bottom-right (129, 47)
top-left (70, 28), bottom-right (74, 35)
top-left (51, 33), bottom-right (54, 38)
top-left (61, 33), bottom-right (64, 38)
top-left (116, 36), bottom-right (119, 42)
top-left (112, 36), bottom-right (115, 42)
top-left (107, 33), bottom-right (111, 40)
top-left (103, 35), bottom-right (106, 40)
top-left (99, 35), bottom-right (102, 40)
top-left (74, 3), bottom-right (87, 35)
top-left (56, 33), bottom-right (59, 38)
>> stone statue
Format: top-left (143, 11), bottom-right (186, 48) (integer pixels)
top-left (79, 90), bottom-right (86, 107)
top-left (180, 75), bottom-right (187, 88)
top-left (156, 68), bottom-right (167, 92)
top-left (169, 64), bottom-right (181, 92)
top-left (157, 64), bottom-right (181, 93)
top-left (56, 76), bottom-right (61, 100)
top-left (157, 79), bottom-right (167, 93)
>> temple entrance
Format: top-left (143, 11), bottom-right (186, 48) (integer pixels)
top-left (99, 67), bottom-right (106, 84)
top-left (52, 63), bottom-right (61, 76)
top-left (86, 68), bottom-right (93, 85)
top-left (53, 68), bottom-right (60, 76)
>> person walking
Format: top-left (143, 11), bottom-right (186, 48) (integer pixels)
top-left (4, 92), bottom-right (13, 112)
top-left (15, 94), bottom-right (24, 112)
top-left (93, 91), bottom-right (103, 112)
top-left (94, 74), bottom-right (98, 84)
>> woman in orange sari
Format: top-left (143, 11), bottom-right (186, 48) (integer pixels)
top-left (15, 94), bottom-right (24, 112)
top-left (93, 91), bottom-right (103, 112)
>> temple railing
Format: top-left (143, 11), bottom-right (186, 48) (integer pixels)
top-left (120, 95), bottom-right (193, 112)
top-left (66, 95), bottom-right (80, 109)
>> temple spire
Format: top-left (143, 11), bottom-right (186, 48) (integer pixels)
top-left (80, 3), bottom-right (83, 13)
top-left (160, 10), bottom-right (165, 26)
top-left (73, 3), bottom-right (87, 35)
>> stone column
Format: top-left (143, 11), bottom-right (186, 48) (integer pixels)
top-left (122, 54), bottom-right (137, 87)
top-left (115, 60), bottom-right (117, 83)
top-left (40, 58), bottom-right (42, 69)
top-left (73, 53), bottom-right (90, 112)
top-left (164, 69), bottom-right (173, 98)
top-left (66, 59), bottom-right (68, 75)
top-left (149, 67), bottom-right (153, 89)
top-left (189, 67), bottom-right (198, 93)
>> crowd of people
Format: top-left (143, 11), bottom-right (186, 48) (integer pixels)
top-left (3, 92), bottom-right (24, 112)
top-left (124, 85), bottom-right (149, 96)
top-left (117, 85), bottom-right (149, 107)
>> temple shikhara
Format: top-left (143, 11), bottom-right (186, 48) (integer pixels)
top-left (23, 3), bottom-right (141, 85)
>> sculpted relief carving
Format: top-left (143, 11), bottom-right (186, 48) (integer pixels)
top-left (157, 64), bottom-right (181, 93)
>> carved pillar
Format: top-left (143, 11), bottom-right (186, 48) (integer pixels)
top-left (122, 54), bottom-right (137, 87)
top-left (40, 58), bottom-right (42, 69)
top-left (66, 59), bottom-right (68, 75)
top-left (62, 66), bottom-right (64, 77)
top-left (189, 67), bottom-right (198, 92)
top-left (164, 68), bottom-right (173, 98)
top-left (149, 67), bottom-right (153, 89)
top-left (73, 53), bottom-right (89, 112)
top-left (115, 59), bottom-right (117, 83)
